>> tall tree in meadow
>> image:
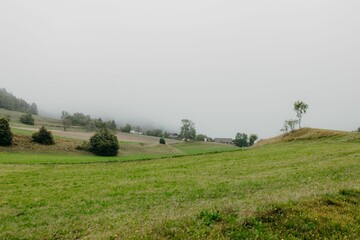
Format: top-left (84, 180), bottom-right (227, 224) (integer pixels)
top-left (180, 119), bottom-right (196, 141)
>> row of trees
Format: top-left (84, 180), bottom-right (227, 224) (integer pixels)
top-left (0, 88), bottom-right (38, 115)
top-left (61, 111), bottom-right (117, 131)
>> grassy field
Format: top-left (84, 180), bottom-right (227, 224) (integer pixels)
top-left (0, 128), bottom-right (237, 164)
top-left (0, 129), bottom-right (359, 239)
top-left (0, 108), bottom-right (64, 130)
top-left (0, 107), bottom-right (180, 144)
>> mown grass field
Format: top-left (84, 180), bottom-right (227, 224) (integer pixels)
top-left (0, 108), bottom-right (64, 130)
top-left (0, 129), bottom-right (359, 239)
top-left (0, 128), bottom-right (237, 164)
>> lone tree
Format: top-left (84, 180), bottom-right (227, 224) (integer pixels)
top-left (0, 118), bottom-right (13, 146)
top-left (32, 126), bottom-right (55, 145)
top-left (29, 103), bottom-right (38, 115)
top-left (61, 111), bottom-right (72, 131)
top-left (180, 119), bottom-right (196, 141)
top-left (248, 134), bottom-right (258, 146)
top-left (89, 128), bottom-right (119, 156)
top-left (294, 101), bottom-right (308, 128)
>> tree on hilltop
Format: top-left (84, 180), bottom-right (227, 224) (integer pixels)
top-left (294, 101), bottom-right (308, 128)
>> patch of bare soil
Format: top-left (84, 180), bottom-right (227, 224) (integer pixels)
top-left (1, 135), bottom-right (83, 154)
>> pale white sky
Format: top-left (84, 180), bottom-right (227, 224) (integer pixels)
top-left (1, 1), bottom-right (359, 138)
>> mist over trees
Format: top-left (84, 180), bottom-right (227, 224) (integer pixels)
top-left (61, 111), bottom-right (117, 132)
top-left (0, 88), bottom-right (38, 115)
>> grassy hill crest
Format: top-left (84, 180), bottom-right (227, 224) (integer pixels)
top-left (255, 127), bottom-right (360, 146)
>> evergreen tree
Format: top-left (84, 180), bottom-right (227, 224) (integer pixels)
top-left (0, 118), bottom-right (13, 146)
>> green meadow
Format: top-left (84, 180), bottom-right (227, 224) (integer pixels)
top-left (0, 129), bottom-right (359, 239)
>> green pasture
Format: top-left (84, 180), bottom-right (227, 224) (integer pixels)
top-left (0, 130), bottom-right (359, 239)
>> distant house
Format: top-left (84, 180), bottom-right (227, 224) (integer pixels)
top-left (130, 130), bottom-right (143, 135)
top-left (168, 133), bottom-right (179, 140)
top-left (214, 138), bottom-right (233, 144)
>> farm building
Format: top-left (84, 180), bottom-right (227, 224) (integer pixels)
top-left (214, 138), bottom-right (233, 144)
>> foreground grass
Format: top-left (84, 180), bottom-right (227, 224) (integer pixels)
top-left (152, 189), bottom-right (360, 239)
top-left (0, 132), bottom-right (359, 239)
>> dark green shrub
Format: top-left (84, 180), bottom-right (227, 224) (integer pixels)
top-left (89, 128), bottom-right (119, 156)
top-left (32, 126), bottom-right (55, 145)
top-left (159, 138), bottom-right (166, 144)
top-left (0, 118), bottom-right (13, 146)
top-left (20, 113), bottom-right (34, 125)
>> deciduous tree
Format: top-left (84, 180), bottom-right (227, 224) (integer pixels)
top-left (180, 119), bottom-right (196, 141)
top-left (294, 101), bottom-right (308, 128)
top-left (233, 133), bottom-right (248, 147)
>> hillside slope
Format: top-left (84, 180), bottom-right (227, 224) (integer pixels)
top-left (0, 128), bottom-right (359, 239)
top-left (255, 127), bottom-right (360, 146)
top-left (1, 108), bottom-right (180, 144)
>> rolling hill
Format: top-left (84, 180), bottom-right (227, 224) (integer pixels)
top-left (0, 128), bottom-right (359, 239)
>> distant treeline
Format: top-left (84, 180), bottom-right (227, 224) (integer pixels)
top-left (61, 111), bottom-right (117, 131)
top-left (0, 88), bottom-right (38, 115)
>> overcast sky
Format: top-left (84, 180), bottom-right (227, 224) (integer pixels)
top-left (1, 1), bottom-right (359, 138)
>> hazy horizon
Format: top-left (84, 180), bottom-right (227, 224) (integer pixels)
top-left (1, 1), bottom-right (359, 139)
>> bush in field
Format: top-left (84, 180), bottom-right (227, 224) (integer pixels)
top-left (159, 138), bottom-right (166, 144)
top-left (32, 126), bottom-right (55, 145)
top-left (233, 133), bottom-right (249, 147)
top-left (89, 128), bottom-right (119, 156)
top-left (0, 118), bottom-right (13, 146)
top-left (20, 113), bottom-right (34, 125)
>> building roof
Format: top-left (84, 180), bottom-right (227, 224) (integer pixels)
top-left (214, 138), bottom-right (233, 143)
